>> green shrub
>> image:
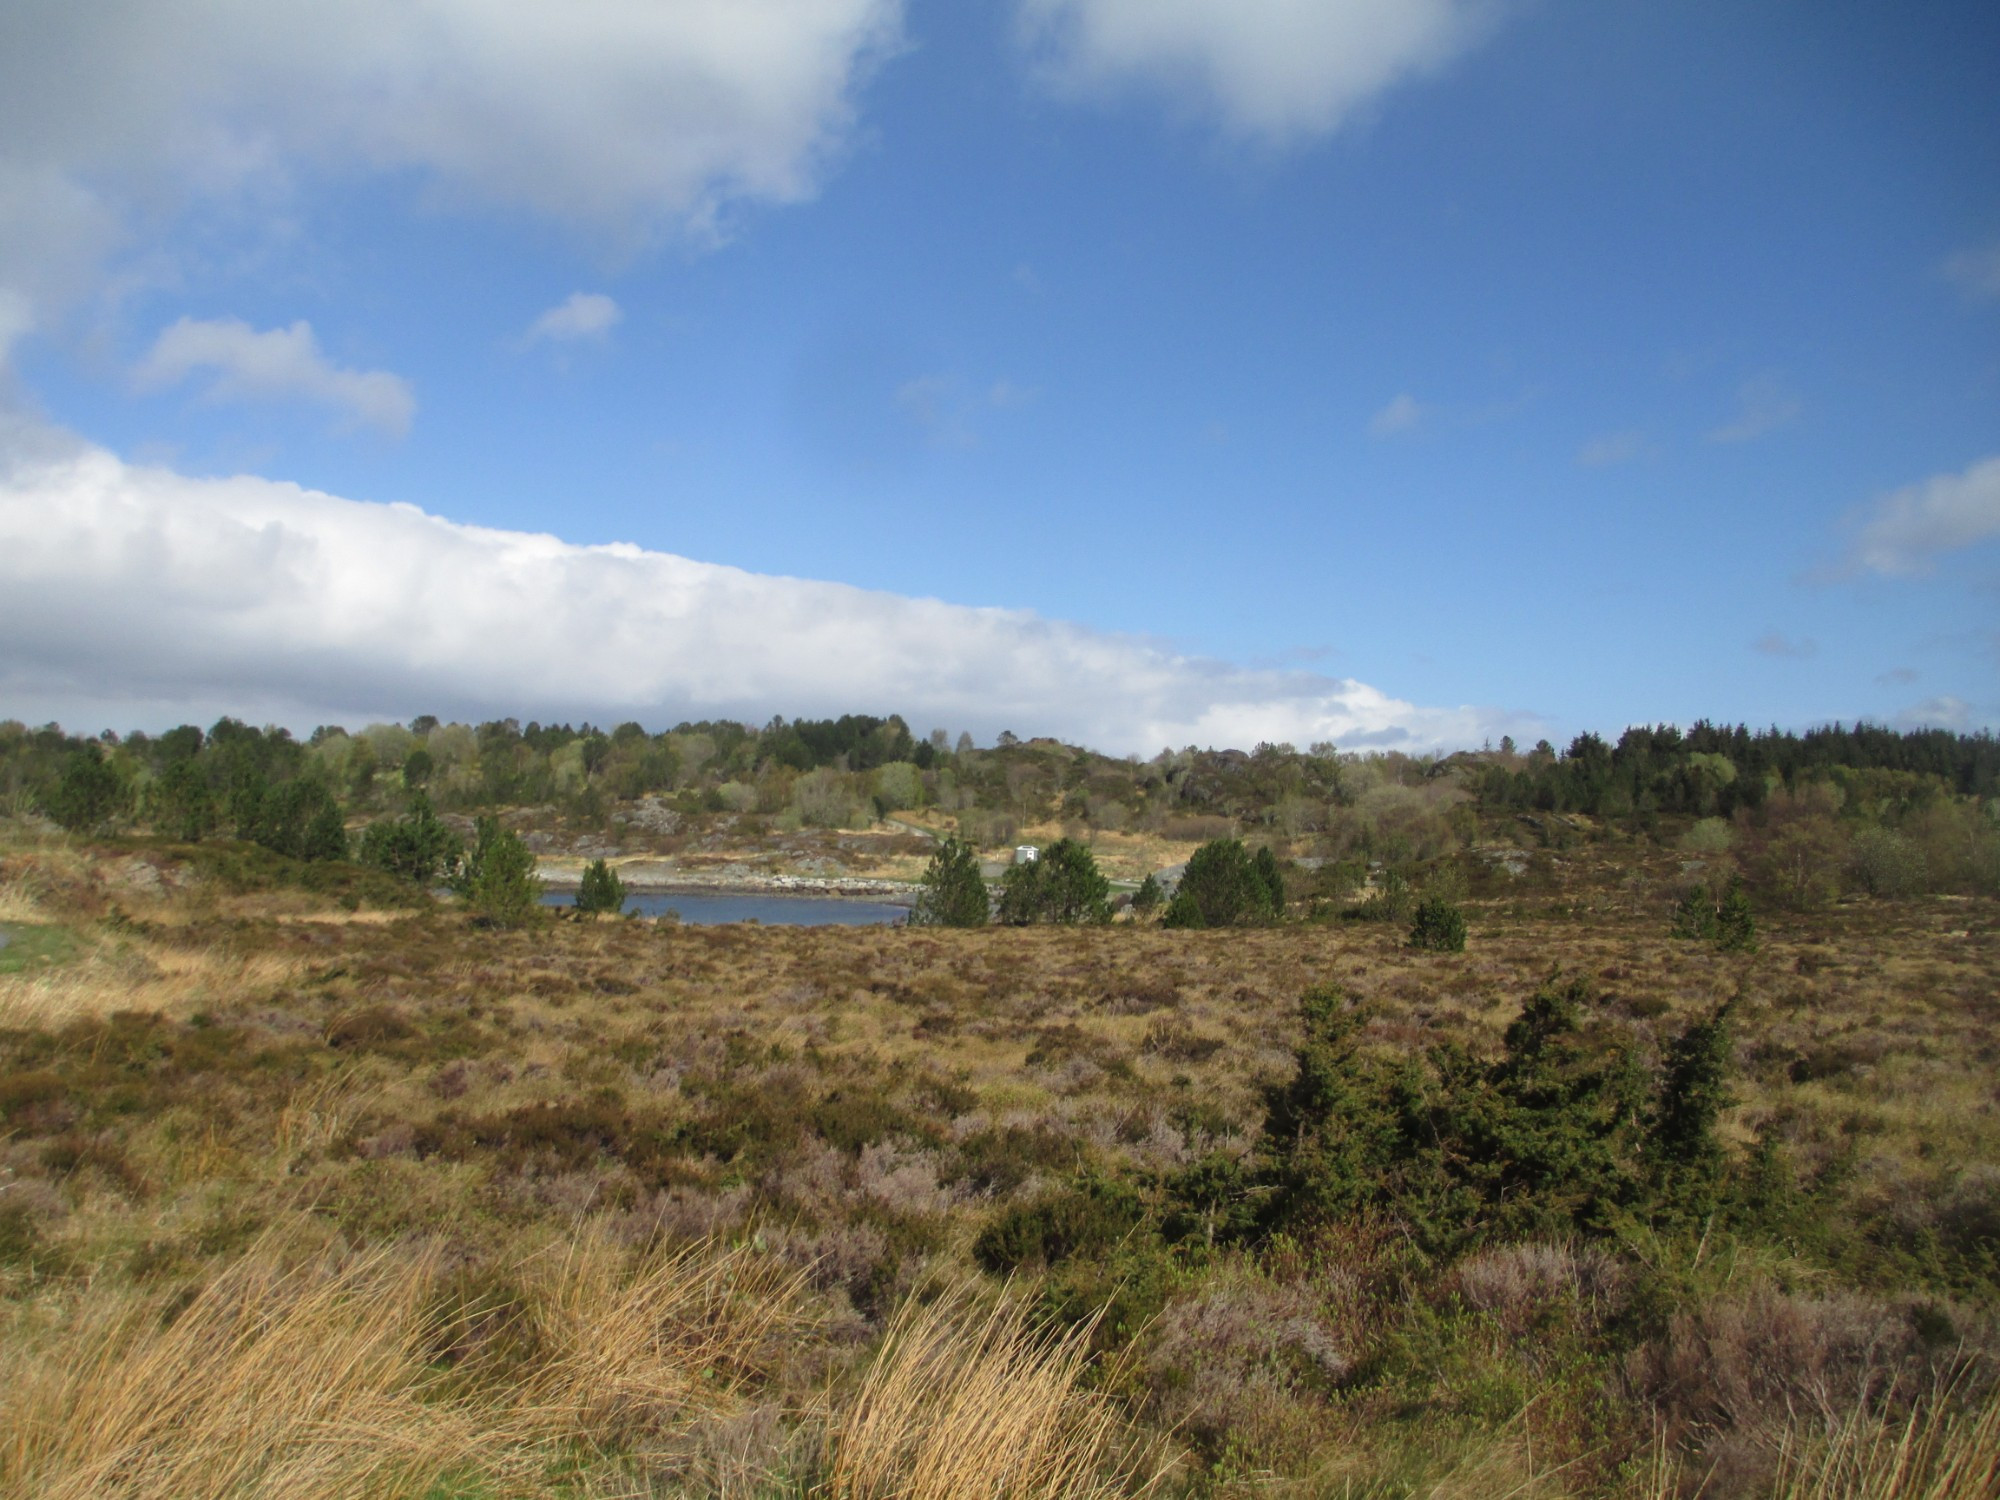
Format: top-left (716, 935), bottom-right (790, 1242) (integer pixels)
top-left (973, 1175), bottom-right (1141, 1272)
top-left (1407, 897), bottom-right (1467, 952)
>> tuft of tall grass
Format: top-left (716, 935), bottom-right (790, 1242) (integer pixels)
top-left (0, 1223), bottom-right (816, 1499)
top-left (820, 1285), bottom-right (1141, 1500)
top-left (513, 1224), bottom-right (814, 1448)
top-left (0, 1238), bottom-right (489, 1500)
top-left (1766, 1391), bottom-right (2000, 1500)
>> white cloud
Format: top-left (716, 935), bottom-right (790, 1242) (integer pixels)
top-left (0, 413), bottom-right (1525, 754)
top-left (1018, 0), bottom-right (1496, 142)
top-left (135, 317), bottom-right (415, 435)
top-left (1707, 373), bottom-right (1801, 444)
top-left (1942, 241), bottom-right (2000, 302)
top-left (1576, 429), bottom-right (1651, 468)
top-left (1849, 454), bottom-right (2000, 577)
top-left (0, 0), bottom-right (904, 322)
top-left (525, 292), bottom-right (622, 346)
top-left (1369, 392), bottom-right (1423, 438)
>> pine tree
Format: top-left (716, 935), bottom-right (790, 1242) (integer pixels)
top-left (910, 835), bottom-right (989, 926)
top-left (1130, 872), bottom-right (1165, 918)
top-left (575, 857), bottom-right (628, 916)
top-left (454, 816), bottom-right (542, 927)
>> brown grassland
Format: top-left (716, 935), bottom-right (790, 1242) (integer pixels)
top-left (1, 829), bottom-right (1997, 1498)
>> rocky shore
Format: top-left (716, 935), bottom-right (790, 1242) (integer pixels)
top-left (535, 859), bottom-right (917, 903)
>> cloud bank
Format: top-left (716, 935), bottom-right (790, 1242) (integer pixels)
top-left (0, 415), bottom-right (1524, 754)
top-left (1018, 0), bottom-right (1495, 142)
top-left (136, 318), bottom-right (415, 435)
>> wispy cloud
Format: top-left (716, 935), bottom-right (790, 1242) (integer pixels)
top-left (1751, 631), bottom-right (1817, 660)
top-left (1893, 695), bottom-right (1974, 732)
top-left (0, 412), bottom-right (1530, 755)
top-left (524, 292), bottom-right (622, 346)
top-left (1018, 0), bottom-right (1498, 144)
top-left (1847, 454), bottom-right (2000, 577)
top-left (1876, 667), bottom-right (1919, 686)
top-left (1576, 429), bottom-right (1652, 468)
top-left (1369, 392), bottom-right (1424, 438)
top-left (134, 318), bottom-right (415, 436)
top-left (1942, 240), bottom-right (2000, 303)
top-left (1707, 373), bottom-right (1801, 444)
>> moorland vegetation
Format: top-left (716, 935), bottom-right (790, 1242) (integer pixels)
top-left (0, 710), bottom-right (1997, 1498)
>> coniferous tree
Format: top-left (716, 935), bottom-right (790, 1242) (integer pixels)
top-left (1130, 872), bottom-right (1165, 918)
top-left (1715, 879), bottom-right (1758, 952)
top-left (995, 839), bottom-right (1110, 925)
top-left (454, 816), bottom-right (542, 927)
top-left (910, 836), bottom-right (989, 926)
top-left (575, 857), bottom-right (628, 916)
top-left (1670, 883), bottom-right (1721, 940)
top-left (358, 794), bottom-right (462, 884)
top-left (44, 746), bottom-right (122, 834)
top-left (149, 759), bottom-right (217, 841)
top-left (1162, 838), bottom-right (1276, 929)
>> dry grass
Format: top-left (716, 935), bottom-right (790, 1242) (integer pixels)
top-left (821, 1285), bottom-right (1143, 1500)
top-left (0, 1234), bottom-right (486, 1500)
top-left (0, 1221), bottom-right (816, 1500)
top-left (0, 939), bottom-right (302, 1028)
top-left (2, 836), bottom-right (1995, 1499)
top-left (1765, 1393), bottom-right (2000, 1500)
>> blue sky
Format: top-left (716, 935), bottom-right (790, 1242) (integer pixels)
top-left (2, 0), bottom-right (1996, 752)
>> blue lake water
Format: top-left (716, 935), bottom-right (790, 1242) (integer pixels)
top-left (541, 889), bottom-right (908, 927)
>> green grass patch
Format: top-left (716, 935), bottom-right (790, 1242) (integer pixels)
top-left (0, 922), bottom-right (81, 976)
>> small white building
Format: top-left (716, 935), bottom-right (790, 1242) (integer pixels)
top-left (1013, 845), bottom-right (1039, 865)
